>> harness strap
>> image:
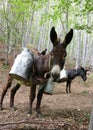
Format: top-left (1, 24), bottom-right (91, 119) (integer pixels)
top-left (49, 54), bottom-right (54, 70)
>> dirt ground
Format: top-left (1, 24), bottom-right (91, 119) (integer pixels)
top-left (0, 68), bottom-right (93, 130)
top-left (0, 46), bottom-right (92, 129)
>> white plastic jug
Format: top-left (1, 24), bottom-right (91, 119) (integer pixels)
top-left (59, 67), bottom-right (68, 82)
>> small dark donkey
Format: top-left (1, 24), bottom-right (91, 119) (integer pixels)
top-left (58, 66), bottom-right (88, 93)
top-left (0, 27), bottom-right (73, 117)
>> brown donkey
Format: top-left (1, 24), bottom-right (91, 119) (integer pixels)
top-left (0, 27), bottom-right (73, 117)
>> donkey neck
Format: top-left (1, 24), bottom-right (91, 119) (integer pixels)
top-left (76, 69), bottom-right (81, 76)
top-left (33, 54), bottom-right (53, 78)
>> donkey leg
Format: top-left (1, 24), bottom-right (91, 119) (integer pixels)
top-left (66, 81), bottom-right (69, 94)
top-left (69, 81), bottom-right (71, 93)
top-left (36, 83), bottom-right (46, 117)
top-left (10, 83), bottom-right (21, 110)
top-left (28, 85), bottom-right (36, 114)
top-left (0, 76), bottom-right (13, 110)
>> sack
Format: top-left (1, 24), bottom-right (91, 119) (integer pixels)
top-left (9, 48), bottom-right (34, 82)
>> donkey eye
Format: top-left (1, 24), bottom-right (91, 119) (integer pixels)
top-left (64, 53), bottom-right (67, 57)
top-left (51, 53), bottom-right (54, 56)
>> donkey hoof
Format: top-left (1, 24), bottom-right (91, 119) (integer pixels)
top-left (11, 106), bottom-right (17, 111)
top-left (37, 113), bottom-right (42, 118)
top-left (27, 110), bottom-right (32, 115)
top-left (0, 105), bottom-right (3, 110)
top-left (36, 110), bottom-right (42, 118)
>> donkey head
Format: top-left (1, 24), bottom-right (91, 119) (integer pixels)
top-left (50, 27), bottom-right (73, 81)
top-left (78, 66), bottom-right (88, 81)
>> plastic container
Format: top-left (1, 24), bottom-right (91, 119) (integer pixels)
top-left (58, 67), bottom-right (68, 82)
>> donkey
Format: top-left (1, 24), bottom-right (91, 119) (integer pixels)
top-left (58, 66), bottom-right (88, 93)
top-left (0, 27), bottom-right (73, 117)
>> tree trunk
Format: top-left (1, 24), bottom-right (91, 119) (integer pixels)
top-left (88, 104), bottom-right (93, 130)
top-left (82, 31), bottom-right (87, 67)
top-left (75, 30), bottom-right (81, 69)
top-left (82, 13), bottom-right (89, 67)
top-left (89, 41), bottom-right (93, 68)
top-left (4, 1), bottom-right (11, 66)
top-left (66, 6), bottom-right (68, 33)
top-left (22, 10), bottom-right (34, 49)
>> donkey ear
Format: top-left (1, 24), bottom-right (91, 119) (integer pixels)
top-left (79, 66), bottom-right (83, 69)
top-left (50, 27), bottom-right (58, 46)
top-left (63, 29), bottom-right (73, 48)
top-left (79, 66), bottom-right (84, 70)
top-left (86, 69), bottom-right (90, 72)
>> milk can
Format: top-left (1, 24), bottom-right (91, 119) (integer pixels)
top-left (43, 67), bottom-right (68, 94)
top-left (44, 77), bottom-right (55, 95)
top-left (39, 77), bottom-right (55, 95)
top-left (9, 48), bottom-right (34, 82)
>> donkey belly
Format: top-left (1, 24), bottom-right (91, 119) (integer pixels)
top-left (16, 75), bottom-right (33, 86)
top-left (16, 80), bottom-right (32, 86)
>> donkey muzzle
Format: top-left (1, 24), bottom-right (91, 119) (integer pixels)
top-left (83, 77), bottom-right (87, 81)
top-left (51, 65), bottom-right (61, 82)
top-left (51, 73), bottom-right (60, 82)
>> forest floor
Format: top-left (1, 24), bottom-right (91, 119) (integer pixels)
top-left (0, 50), bottom-right (93, 129)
